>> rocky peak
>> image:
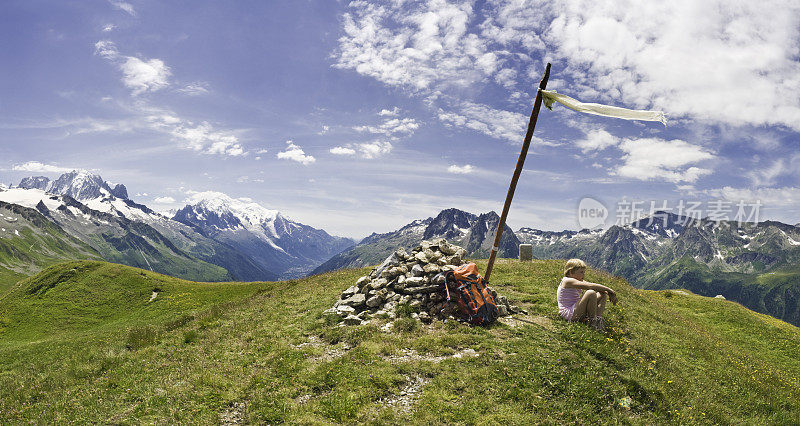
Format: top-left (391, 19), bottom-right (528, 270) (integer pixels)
top-left (630, 211), bottom-right (687, 238)
top-left (423, 208), bottom-right (477, 240)
top-left (18, 176), bottom-right (50, 191)
top-left (46, 170), bottom-right (127, 202)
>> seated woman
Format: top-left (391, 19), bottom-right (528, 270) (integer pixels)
top-left (557, 259), bottom-right (617, 331)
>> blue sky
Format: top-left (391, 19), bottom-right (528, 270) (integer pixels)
top-left (1, 0), bottom-right (799, 238)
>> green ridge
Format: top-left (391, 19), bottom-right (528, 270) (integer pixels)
top-left (0, 259), bottom-right (798, 423)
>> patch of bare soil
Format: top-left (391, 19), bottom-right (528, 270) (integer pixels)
top-left (383, 348), bottom-right (479, 364)
top-left (383, 374), bottom-right (429, 414)
top-left (294, 335), bottom-right (352, 363)
top-left (219, 401), bottom-right (246, 425)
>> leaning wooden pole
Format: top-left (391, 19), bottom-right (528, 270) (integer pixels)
top-left (484, 62), bottom-right (551, 282)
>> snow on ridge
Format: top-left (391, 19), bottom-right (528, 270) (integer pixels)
top-left (0, 188), bottom-right (62, 211)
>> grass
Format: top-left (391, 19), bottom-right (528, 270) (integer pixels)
top-left (0, 258), bottom-right (798, 423)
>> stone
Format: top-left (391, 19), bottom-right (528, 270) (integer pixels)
top-left (366, 295), bottom-right (384, 308)
top-left (409, 299), bottom-right (422, 309)
top-left (370, 278), bottom-right (388, 290)
top-left (519, 244), bottom-right (533, 261)
top-left (342, 285), bottom-right (359, 298)
top-left (356, 310), bottom-right (370, 320)
top-left (715, 294), bottom-right (726, 299)
top-left (498, 305), bottom-right (509, 316)
top-left (411, 264), bottom-right (425, 277)
top-left (405, 276), bottom-right (424, 286)
top-left (415, 252), bottom-right (429, 263)
top-left (423, 263), bottom-right (440, 274)
top-left (397, 274), bottom-right (406, 284)
top-left (510, 305), bottom-right (521, 314)
top-left (430, 292), bottom-right (444, 302)
top-left (400, 295), bottom-right (412, 304)
top-left (356, 276), bottom-right (370, 287)
top-left (342, 293), bottom-right (366, 308)
top-left (419, 312), bottom-right (432, 323)
top-left (374, 252), bottom-right (401, 277)
top-left (439, 241), bottom-right (456, 255)
top-left (336, 305), bottom-right (356, 316)
top-left (432, 273), bottom-right (446, 286)
top-left (406, 285), bottom-right (442, 294)
top-left (497, 295), bottom-right (508, 307)
top-left (343, 315), bottom-right (363, 326)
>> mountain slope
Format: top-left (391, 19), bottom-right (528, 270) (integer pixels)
top-left (313, 208), bottom-right (520, 274)
top-left (0, 201), bottom-right (100, 293)
top-left (173, 192), bottom-right (354, 279)
top-left (0, 259), bottom-right (798, 423)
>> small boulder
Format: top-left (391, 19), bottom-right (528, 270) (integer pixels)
top-left (342, 293), bottom-right (366, 308)
top-left (343, 315), bottom-right (363, 326)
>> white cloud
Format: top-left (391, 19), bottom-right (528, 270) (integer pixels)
top-left (12, 161), bottom-right (74, 174)
top-left (379, 107), bottom-right (400, 116)
top-left (94, 40), bottom-right (119, 59)
top-left (178, 82), bottom-right (210, 96)
top-left (154, 196), bottom-right (175, 203)
top-left (335, 1), bottom-right (492, 94)
top-left (705, 186), bottom-right (800, 207)
top-left (120, 57), bottom-right (171, 95)
top-left (357, 141), bottom-right (393, 159)
top-left (575, 129), bottom-right (620, 153)
top-left (336, 1), bottom-right (800, 130)
top-left (353, 117), bottom-right (419, 139)
top-left (747, 155), bottom-right (800, 187)
top-left (277, 141), bottom-right (316, 165)
top-left (236, 176), bottom-right (264, 183)
top-left (109, 0), bottom-right (136, 16)
top-left (102, 24), bottom-right (117, 32)
top-left (613, 138), bottom-right (715, 183)
top-left (438, 102), bottom-right (526, 143)
top-left (485, 0), bottom-right (800, 130)
top-left (144, 116), bottom-right (245, 157)
top-left (330, 146), bottom-right (356, 155)
top-left (448, 164), bottom-right (475, 174)
top-left (255, 148), bottom-right (269, 154)
top-left (95, 40), bottom-right (171, 95)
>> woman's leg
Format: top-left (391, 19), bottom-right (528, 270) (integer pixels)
top-left (572, 290), bottom-right (598, 322)
top-left (596, 292), bottom-right (608, 317)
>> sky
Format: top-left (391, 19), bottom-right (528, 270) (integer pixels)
top-left (1, 0), bottom-right (799, 239)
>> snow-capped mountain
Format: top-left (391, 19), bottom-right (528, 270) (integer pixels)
top-left (19, 171), bottom-right (128, 202)
top-left (173, 192), bottom-right (355, 279)
top-left (2, 174), bottom-right (277, 281)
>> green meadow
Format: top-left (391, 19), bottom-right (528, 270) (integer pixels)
top-left (0, 259), bottom-right (798, 424)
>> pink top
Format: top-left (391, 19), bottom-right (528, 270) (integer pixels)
top-left (557, 278), bottom-right (582, 320)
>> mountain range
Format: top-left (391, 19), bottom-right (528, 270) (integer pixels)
top-left (2, 171), bottom-right (799, 326)
top-left (0, 171), bottom-right (354, 282)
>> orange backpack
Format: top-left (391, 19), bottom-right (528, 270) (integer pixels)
top-left (444, 263), bottom-right (499, 325)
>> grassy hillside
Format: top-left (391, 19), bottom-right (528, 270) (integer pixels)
top-left (0, 201), bottom-right (101, 294)
top-left (0, 259), bottom-right (798, 423)
top-left (643, 256), bottom-right (800, 326)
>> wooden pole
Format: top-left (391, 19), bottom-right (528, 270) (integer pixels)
top-left (484, 62), bottom-right (551, 282)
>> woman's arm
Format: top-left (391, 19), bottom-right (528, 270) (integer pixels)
top-left (562, 277), bottom-right (615, 294)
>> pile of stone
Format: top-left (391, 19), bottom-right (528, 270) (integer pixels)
top-left (324, 239), bottom-right (525, 326)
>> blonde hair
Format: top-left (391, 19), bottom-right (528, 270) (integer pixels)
top-left (564, 258), bottom-right (587, 277)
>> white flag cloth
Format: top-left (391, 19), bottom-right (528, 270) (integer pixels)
top-left (540, 89), bottom-right (666, 126)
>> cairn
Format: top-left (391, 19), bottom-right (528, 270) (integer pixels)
top-left (324, 239), bottom-right (524, 326)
